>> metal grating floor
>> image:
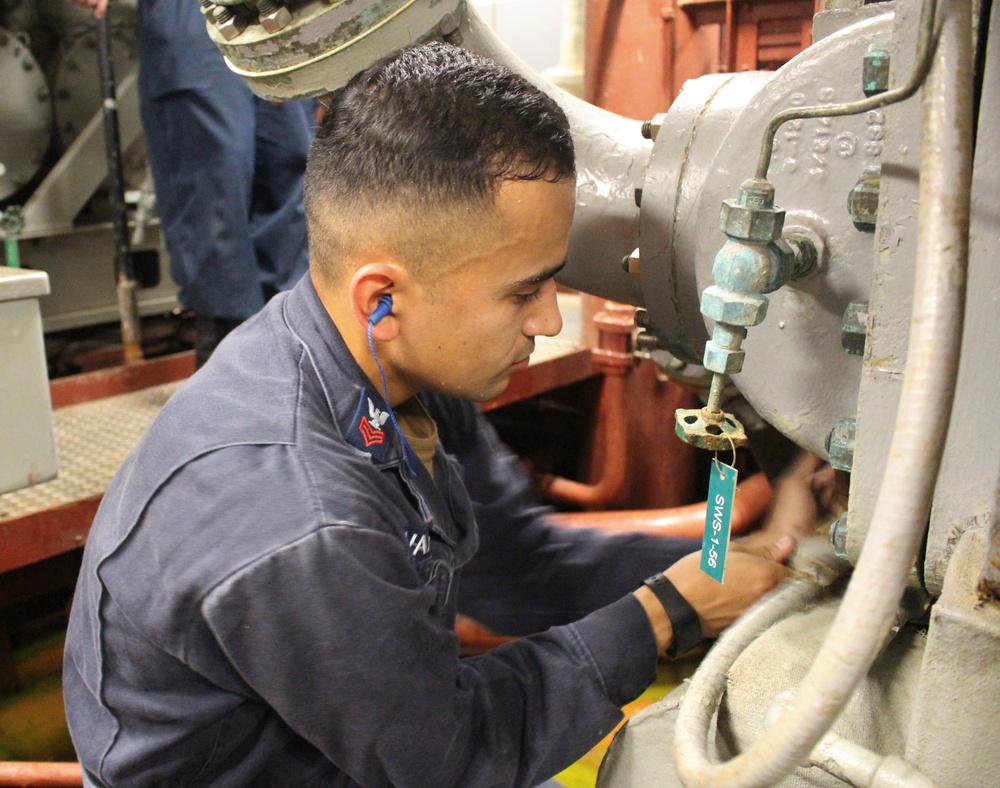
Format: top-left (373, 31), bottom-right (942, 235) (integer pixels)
top-left (0, 382), bottom-right (183, 521)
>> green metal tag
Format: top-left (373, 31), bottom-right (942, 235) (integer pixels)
top-left (701, 459), bottom-right (738, 583)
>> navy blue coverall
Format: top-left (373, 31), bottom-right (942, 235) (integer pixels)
top-left (136, 0), bottom-right (313, 322)
top-left (64, 275), bottom-right (701, 787)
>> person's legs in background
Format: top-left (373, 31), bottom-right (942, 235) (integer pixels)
top-left (141, 84), bottom-right (261, 366)
top-left (136, 0), bottom-right (311, 367)
top-left (250, 97), bottom-right (313, 301)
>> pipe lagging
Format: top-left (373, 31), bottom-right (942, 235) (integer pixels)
top-left (762, 690), bottom-right (938, 786)
top-left (673, 0), bottom-right (973, 784)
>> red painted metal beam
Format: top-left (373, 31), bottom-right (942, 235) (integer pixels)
top-left (480, 349), bottom-right (597, 413)
top-left (49, 351), bottom-right (194, 409)
top-left (1, 349), bottom-right (596, 574)
top-left (0, 498), bottom-right (100, 576)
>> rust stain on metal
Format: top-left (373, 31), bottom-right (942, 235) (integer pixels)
top-left (976, 577), bottom-right (1000, 606)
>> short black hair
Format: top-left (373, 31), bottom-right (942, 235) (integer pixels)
top-left (304, 42), bottom-right (575, 279)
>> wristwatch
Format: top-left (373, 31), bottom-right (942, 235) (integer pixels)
top-left (642, 573), bottom-right (703, 658)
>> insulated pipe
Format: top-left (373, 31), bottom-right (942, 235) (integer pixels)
top-left (763, 691), bottom-right (938, 786)
top-left (217, 3), bottom-right (650, 307)
top-left (673, 1), bottom-right (973, 784)
top-left (536, 373), bottom-right (629, 509)
top-left (0, 762), bottom-right (83, 787)
top-left (544, 471), bottom-right (772, 538)
top-left (809, 730), bottom-right (938, 787)
top-left (458, 9), bottom-right (650, 307)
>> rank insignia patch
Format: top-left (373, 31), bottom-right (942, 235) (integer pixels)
top-left (360, 398), bottom-right (389, 447)
top-left (346, 392), bottom-right (393, 464)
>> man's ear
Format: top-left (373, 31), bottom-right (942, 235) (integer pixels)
top-left (349, 262), bottom-right (404, 342)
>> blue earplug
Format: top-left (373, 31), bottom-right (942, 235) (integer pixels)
top-left (365, 292), bottom-right (418, 477)
top-left (369, 294), bottom-right (393, 325)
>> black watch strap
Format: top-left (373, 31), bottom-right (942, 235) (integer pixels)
top-left (642, 573), bottom-right (703, 658)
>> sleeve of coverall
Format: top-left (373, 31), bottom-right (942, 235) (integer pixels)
top-left (426, 395), bottom-right (702, 636)
top-left (201, 524), bottom-right (659, 788)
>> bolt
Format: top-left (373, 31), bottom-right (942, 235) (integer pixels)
top-left (862, 47), bottom-right (890, 97)
top-left (200, 0), bottom-right (216, 17)
top-left (635, 332), bottom-right (662, 352)
top-left (634, 308), bottom-right (651, 330)
top-left (784, 233), bottom-right (819, 280)
top-left (848, 165), bottom-right (881, 231)
top-left (829, 514), bottom-right (848, 559)
top-left (439, 13), bottom-right (463, 45)
top-left (256, 0), bottom-right (291, 33)
top-left (826, 417), bottom-right (857, 472)
top-left (622, 249), bottom-right (641, 281)
top-left (1, 206), bottom-right (25, 235)
top-left (214, 6), bottom-right (248, 39)
top-left (841, 300), bottom-right (869, 355)
top-left (640, 113), bottom-right (667, 142)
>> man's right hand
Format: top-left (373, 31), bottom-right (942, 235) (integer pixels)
top-left (67, 0), bottom-right (109, 19)
top-left (635, 535), bottom-right (794, 653)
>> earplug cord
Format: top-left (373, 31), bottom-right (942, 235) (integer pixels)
top-left (367, 303), bottom-right (419, 478)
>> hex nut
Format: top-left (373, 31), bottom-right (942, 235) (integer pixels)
top-left (260, 4), bottom-right (291, 33)
top-left (217, 18), bottom-right (245, 40)
top-left (829, 513), bottom-right (849, 559)
top-left (622, 248), bottom-right (641, 281)
top-left (702, 342), bottom-right (745, 375)
top-left (863, 48), bottom-right (890, 97)
top-left (641, 112), bottom-right (668, 141)
top-left (719, 198), bottom-right (786, 242)
top-left (841, 300), bottom-right (869, 355)
top-left (215, 11), bottom-right (247, 40)
top-left (826, 417), bottom-right (857, 472)
top-left (848, 167), bottom-right (880, 231)
top-left (700, 287), bottom-right (769, 327)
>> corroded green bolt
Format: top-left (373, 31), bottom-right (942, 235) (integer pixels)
top-left (863, 48), bottom-right (890, 97)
